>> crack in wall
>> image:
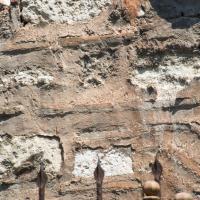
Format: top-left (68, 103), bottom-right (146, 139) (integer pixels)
top-left (162, 102), bottom-right (200, 114)
top-left (0, 106), bottom-right (24, 123)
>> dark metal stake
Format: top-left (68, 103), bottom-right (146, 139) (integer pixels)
top-left (151, 152), bottom-right (163, 183)
top-left (94, 158), bottom-right (105, 200)
top-left (37, 162), bottom-right (48, 200)
top-left (150, 152), bottom-right (163, 198)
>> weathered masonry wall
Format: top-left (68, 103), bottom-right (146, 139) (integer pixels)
top-left (0, 0), bottom-right (200, 199)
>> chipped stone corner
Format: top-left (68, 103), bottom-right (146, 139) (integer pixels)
top-left (72, 148), bottom-right (133, 178)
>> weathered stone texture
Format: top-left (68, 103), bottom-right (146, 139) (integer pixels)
top-left (0, 7), bottom-right (12, 39)
top-left (0, 0), bottom-right (200, 199)
top-left (0, 134), bottom-right (62, 177)
top-left (73, 148), bottom-right (133, 177)
top-left (21, 0), bottom-right (111, 24)
top-left (130, 55), bottom-right (200, 101)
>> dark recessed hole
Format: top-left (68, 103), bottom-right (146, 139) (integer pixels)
top-left (147, 86), bottom-right (157, 95)
top-left (181, 12), bottom-right (184, 17)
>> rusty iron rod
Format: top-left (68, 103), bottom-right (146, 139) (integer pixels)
top-left (150, 152), bottom-right (163, 198)
top-left (94, 158), bottom-right (105, 200)
top-left (37, 162), bottom-right (48, 200)
top-left (151, 152), bottom-right (163, 183)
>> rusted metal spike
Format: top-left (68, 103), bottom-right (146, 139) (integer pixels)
top-left (151, 152), bottom-right (163, 183)
top-left (37, 162), bottom-right (48, 200)
top-left (94, 158), bottom-right (105, 200)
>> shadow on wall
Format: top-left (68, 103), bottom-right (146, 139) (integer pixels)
top-left (150, 0), bottom-right (200, 29)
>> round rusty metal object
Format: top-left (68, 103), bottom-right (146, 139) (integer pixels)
top-left (143, 180), bottom-right (160, 196)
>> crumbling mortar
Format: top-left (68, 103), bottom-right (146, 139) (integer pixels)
top-left (148, 122), bottom-right (200, 139)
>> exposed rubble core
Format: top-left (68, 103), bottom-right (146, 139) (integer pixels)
top-left (0, 134), bottom-right (63, 178)
top-left (130, 55), bottom-right (200, 101)
top-left (21, 0), bottom-right (112, 24)
top-left (0, 70), bottom-right (54, 92)
top-left (78, 50), bottom-right (117, 87)
top-left (0, 6), bottom-right (12, 39)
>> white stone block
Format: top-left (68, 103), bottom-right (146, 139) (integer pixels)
top-left (0, 135), bottom-right (62, 176)
top-left (0, 0), bottom-right (10, 6)
top-left (73, 148), bottom-right (133, 177)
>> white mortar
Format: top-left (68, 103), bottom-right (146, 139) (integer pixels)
top-left (73, 148), bottom-right (133, 177)
top-left (0, 70), bottom-right (53, 90)
top-left (130, 56), bottom-right (200, 101)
